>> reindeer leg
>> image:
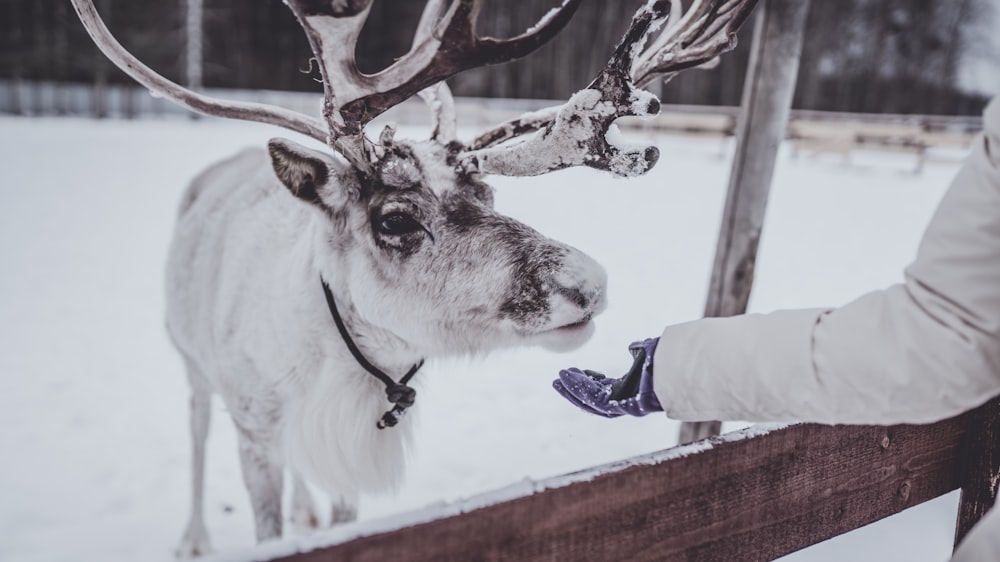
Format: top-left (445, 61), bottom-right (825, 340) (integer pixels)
top-left (177, 360), bottom-right (213, 559)
top-left (235, 427), bottom-right (284, 542)
top-left (330, 491), bottom-right (358, 525)
top-left (289, 472), bottom-right (320, 532)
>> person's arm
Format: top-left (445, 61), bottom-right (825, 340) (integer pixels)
top-left (653, 97), bottom-right (1000, 425)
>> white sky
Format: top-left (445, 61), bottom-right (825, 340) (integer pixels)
top-left (957, 4), bottom-right (1000, 96)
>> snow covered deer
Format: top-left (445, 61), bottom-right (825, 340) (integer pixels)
top-left (70, 0), bottom-right (757, 556)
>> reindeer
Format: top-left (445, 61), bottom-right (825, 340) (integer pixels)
top-left (70, 0), bottom-right (757, 556)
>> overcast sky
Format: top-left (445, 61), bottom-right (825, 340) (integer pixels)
top-left (958, 6), bottom-right (1000, 96)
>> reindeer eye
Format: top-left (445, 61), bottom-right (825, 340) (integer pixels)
top-left (377, 212), bottom-right (422, 236)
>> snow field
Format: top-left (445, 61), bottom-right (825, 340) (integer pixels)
top-left (0, 116), bottom-right (967, 561)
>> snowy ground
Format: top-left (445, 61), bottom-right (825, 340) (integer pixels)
top-left (0, 115), bottom-right (970, 561)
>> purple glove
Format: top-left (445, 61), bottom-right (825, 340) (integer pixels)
top-left (553, 338), bottom-right (662, 418)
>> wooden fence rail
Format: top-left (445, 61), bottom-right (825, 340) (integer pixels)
top-left (217, 398), bottom-right (999, 562)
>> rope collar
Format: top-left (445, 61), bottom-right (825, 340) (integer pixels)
top-left (321, 278), bottom-right (424, 429)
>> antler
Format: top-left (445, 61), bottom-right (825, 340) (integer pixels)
top-left (70, 0), bottom-right (327, 143)
top-left (461, 0), bottom-right (758, 178)
top-left (632, 0), bottom-right (759, 87)
top-left (70, 0), bottom-right (583, 174)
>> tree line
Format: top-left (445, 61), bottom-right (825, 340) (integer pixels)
top-left (0, 0), bottom-right (993, 115)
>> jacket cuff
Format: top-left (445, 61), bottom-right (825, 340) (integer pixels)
top-left (653, 309), bottom-right (827, 422)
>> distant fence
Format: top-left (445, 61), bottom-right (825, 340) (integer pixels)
top-left (0, 80), bottom-right (324, 120)
top-left (2, 80), bottom-right (982, 166)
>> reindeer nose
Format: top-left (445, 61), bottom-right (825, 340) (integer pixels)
top-left (550, 250), bottom-right (608, 315)
top-left (557, 286), bottom-right (590, 309)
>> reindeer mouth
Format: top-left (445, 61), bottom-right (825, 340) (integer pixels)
top-left (535, 315), bottom-right (596, 352)
top-left (554, 317), bottom-right (593, 332)
top-left (544, 311), bottom-right (596, 336)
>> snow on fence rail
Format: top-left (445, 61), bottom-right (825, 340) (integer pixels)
top-left (210, 398), bottom-right (998, 562)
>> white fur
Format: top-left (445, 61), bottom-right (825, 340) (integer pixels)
top-left (167, 139), bottom-right (607, 554)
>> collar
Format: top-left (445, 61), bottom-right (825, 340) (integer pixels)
top-left (320, 277), bottom-right (424, 429)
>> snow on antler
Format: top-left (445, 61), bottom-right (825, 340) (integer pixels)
top-left (461, 0), bottom-right (758, 178)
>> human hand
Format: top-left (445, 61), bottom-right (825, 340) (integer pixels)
top-left (552, 338), bottom-right (661, 417)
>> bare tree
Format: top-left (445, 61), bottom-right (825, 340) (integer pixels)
top-left (90, 0), bottom-right (111, 118)
top-left (53, 1), bottom-right (70, 114)
top-left (182, 0), bottom-right (202, 119)
top-left (183, 0), bottom-right (202, 91)
top-left (2, 0), bottom-right (25, 115)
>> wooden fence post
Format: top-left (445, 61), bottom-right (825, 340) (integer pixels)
top-left (678, 0), bottom-right (811, 445)
top-left (954, 397), bottom-right (1000, 549)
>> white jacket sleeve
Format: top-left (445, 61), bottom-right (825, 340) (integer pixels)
top-left (653, 97), bottom-right (1000, 425)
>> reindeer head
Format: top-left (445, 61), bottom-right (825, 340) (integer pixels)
top-left (267, 134), bottom-right (607, 354)
top-left (72, 0), bottom-right (757, 353)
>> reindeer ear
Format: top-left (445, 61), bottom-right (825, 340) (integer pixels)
top-left (268, 138), bottom-right (348, 207)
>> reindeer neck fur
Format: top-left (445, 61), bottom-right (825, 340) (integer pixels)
top-left (281, 205), bottom-right (425, 496)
